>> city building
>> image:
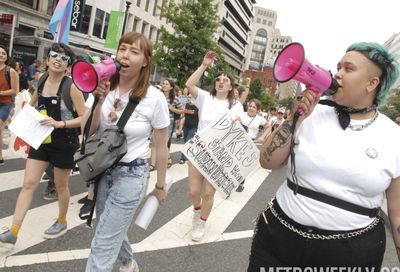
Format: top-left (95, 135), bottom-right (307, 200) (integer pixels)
top-left (215, 0), bottom-right (256, 76)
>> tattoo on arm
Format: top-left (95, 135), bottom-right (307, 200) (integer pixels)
top-left (264, 120), bottom-right (293, 161)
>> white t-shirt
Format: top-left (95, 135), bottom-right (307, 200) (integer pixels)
top-left (240, 113), bottom-right (267, 139)
top-left (276, 104), bottom-right (400, 230)
top-left (193, 88), bottom-right (244, 131)
top-left (85, 85), bottom-right (170, 162)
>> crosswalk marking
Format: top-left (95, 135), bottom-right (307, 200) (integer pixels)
top-left (0, 141), bottom-right (271, 268)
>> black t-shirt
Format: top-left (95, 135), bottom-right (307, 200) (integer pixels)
top-left (184, 103), bottom-right (199, 128)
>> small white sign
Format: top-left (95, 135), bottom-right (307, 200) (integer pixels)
top-left (8, 104), bottom-right (54, 150)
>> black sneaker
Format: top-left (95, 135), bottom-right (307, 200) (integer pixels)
top-left (43, 189), bottom-right (58, 200)
top-left (236, 184), bottom-right (244, 192)
top-left (78, 195), bottom-right (88, 204)
top-left (80, 200), bottom-right (94, 216)
top-left (0, 159), bottom-right (4, 166)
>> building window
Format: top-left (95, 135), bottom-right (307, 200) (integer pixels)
top-left (141, 22), bottom-right (148, 35)
top-left (47, 0), bottom-right (58, 15)
top-left (15, 24), bottom-right (35, 36)
top-left (145, 0), bottom-right (150, 11)
top-left (132, 17), bottom-right (139, 32)
top-left (256, 18), bottom-right (261, 23)
top-left (153, 0), bottom-right (159, 15)
top-left (149, 26), bottom-right (155, 41)
top-left (78, 5), bottom-right (92, 34)
top-left (136, 0), bottom-right (141, 7)
top-left (16, 0), bottom-right (39, 10)
top-left (93, 9), bottom-right (109, 39)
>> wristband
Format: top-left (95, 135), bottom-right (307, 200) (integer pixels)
top-left (155, 184), bottom-right (164, 190)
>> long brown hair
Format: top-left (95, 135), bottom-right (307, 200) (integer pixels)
top-left (110, 32), bottom-right (152, 99)
top-left (211, 71), bottom-right (236, 109)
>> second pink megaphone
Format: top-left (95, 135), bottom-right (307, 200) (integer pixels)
top-left (273, 42), bottom-right (339, 96)
top-left (71, 59), bottom-right (121, 93)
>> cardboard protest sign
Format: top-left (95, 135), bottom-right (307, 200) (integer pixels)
top-left (182, 113), bottom-right (259, 199)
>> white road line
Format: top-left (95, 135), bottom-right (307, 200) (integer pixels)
top-left (0, 164), bottom-right (269, 268)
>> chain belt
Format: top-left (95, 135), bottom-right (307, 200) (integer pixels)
top-left (262, 198), bottom-right (381, 240)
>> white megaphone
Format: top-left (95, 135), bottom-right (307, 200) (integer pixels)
top-left (273, 42), bottom-right (339, 97)
top-left (71, 58), bottom-right (121, 93)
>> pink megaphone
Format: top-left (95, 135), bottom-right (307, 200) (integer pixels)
top-left (273, 42), bottom-right (339, 97)
top-left (71, 59), bottom-right (121, 93)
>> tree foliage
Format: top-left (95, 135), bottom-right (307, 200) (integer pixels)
top-left (379, 89), bottom-right (400, 120)
top-left (153, 0), bottom-right (231, 87)
top-left (247, 79), bottom-right (277, 111)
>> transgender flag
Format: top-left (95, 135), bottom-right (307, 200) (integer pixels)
top-left (48, 0), bottom-right (73, 44)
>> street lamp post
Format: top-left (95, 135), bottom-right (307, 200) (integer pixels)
top-left (122, 1), bottom-right (132, 34)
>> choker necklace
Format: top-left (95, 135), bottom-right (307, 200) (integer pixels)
top-left (319, 100), bottom-right (377, 130)
top-left (348, 110), bottom-right (379, 131)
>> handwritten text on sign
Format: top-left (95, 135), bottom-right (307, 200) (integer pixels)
top-left (183, 113), bottom-right (259, 199)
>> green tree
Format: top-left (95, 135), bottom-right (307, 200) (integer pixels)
top-left (153, 0), bottom-right (231, 87)
top-left (248, 78), bottom-right (263, 100)
top-left (379, 89), bottom-right (400, 120)
top-left (259, 91), bottom-right (277, 112)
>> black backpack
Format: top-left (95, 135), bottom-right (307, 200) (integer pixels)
top-left (37, 72), bottom-right (88, 117)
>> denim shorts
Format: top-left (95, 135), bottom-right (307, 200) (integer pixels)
top-left (0, 104), bottom-right (12, 122)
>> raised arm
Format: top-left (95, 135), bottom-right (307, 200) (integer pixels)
top-left (185, 51), bottom-right (216, 99)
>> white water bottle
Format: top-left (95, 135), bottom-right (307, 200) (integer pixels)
top-left (135, 175), bottom-right (174, 230)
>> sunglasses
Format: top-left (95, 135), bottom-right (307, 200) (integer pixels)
top-left (215, 77), bottom-right (230, 83)
top-left (49, 51), bottom-right (70, 62)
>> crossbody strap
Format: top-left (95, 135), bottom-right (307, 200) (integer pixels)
top-left (81, 96), bottom-right (141, 154)
top-left (287, 178), bottom-right (379, 218)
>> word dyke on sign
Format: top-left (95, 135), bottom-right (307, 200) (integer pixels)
top-left (182, 113), bottom-right (259, 199)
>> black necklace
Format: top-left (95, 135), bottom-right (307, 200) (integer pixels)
top-left (319, 100), bottom-right (376, 130)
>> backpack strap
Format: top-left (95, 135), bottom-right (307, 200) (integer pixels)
top-left (5, 65), bottom-right (11, 89)
top-left (37, 71), bottom-right (49, 94)
top-left (60, 77), bottom-right (76, 117)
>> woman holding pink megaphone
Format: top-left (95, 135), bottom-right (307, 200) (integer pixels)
top-left (81, 32), bottom-right (170, 272)
top-left (249, 42), bottom-right (400, 270)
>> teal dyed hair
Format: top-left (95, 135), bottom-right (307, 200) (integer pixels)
top-left (346, 42), bottom-right (399, 106)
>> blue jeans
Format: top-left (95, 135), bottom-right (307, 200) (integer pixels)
top-left (180, 126), bottom-right (197, 161)
top-left (0, 104), bottom-right (12, 122)
top-left (85, 158), bottom-right (149, 272)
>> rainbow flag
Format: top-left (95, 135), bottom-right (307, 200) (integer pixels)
top-left (48, 0), bottom-right (73, 44)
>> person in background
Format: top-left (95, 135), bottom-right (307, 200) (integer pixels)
top-left (236, 98), bottom-right (268, 192)
top-left (0, 43), bottom-right (86, 246)
top-left (28, 59), bottom-right (40, 81)
top-left (162, 79), bottom-right (182, 168)
top-left (15, 61), bottom-right (29, 91)
top-left (82, 32), bottom-right (169, 272)
top-left (185, 51), bottom-right (244, 242)
top-left (234, 85), bottom-right (249, 111)
top-left (176, 87), bottom-right (191, 139)
top-left (248, 42), bottom-right (400, 270)
top-left (179, 93), bottom-right (199, 164)
top-left (0, 45), bottom-right (19, 166)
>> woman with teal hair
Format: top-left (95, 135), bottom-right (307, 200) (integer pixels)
top-left (249, 42), bottom-right (400, 270)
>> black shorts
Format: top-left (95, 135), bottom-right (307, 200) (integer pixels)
top-left (28, 138), bottom-right (79, 169)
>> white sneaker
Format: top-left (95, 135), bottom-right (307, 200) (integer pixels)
top-left (119, 259), bottom-right (139, 272)
top-left (191, 219), bottom-right (205, 242)
top-left (192, 210), bottom-right (201, 229)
